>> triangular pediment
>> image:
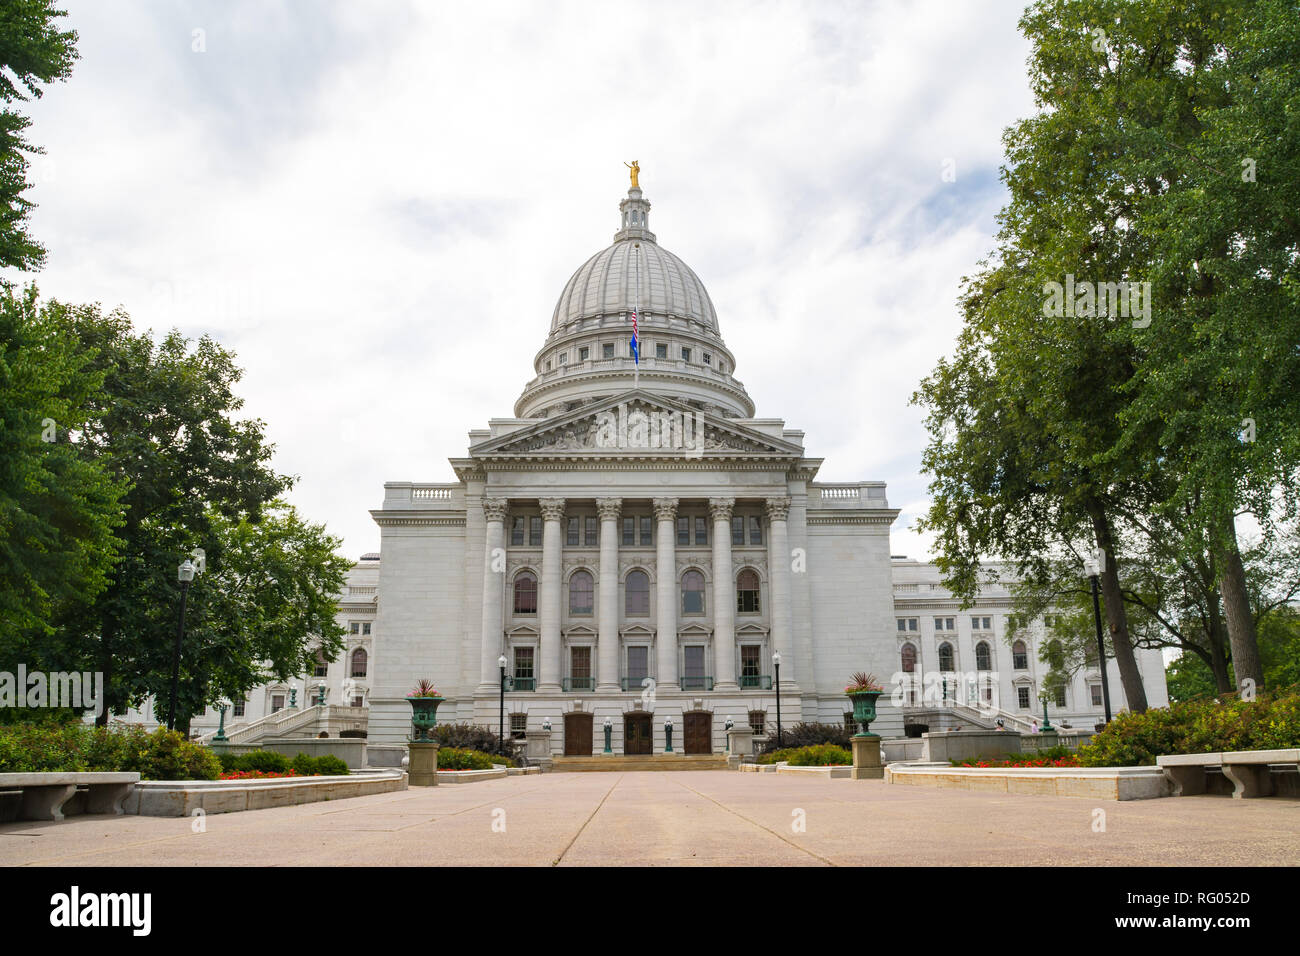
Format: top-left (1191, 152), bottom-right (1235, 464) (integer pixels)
top-left (469, 390), bottom-right (802, 459)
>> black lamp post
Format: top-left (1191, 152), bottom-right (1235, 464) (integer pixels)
top-left (498, 654), bottom-right (507, 752)
top-left (773, 650), bottom-right (783, 748)
top-left (1084, 555), bottom-right (1113, 724)
top-left (166, 558), bottom-right (196, 731)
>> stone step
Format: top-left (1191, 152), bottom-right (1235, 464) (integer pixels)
top-left (551, 754), bottom-right (729, 772)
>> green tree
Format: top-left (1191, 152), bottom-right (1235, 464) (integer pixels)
top-left (0, 1), bottom-right (78, 273)
top-left (0, 288), bottom-right (123, 640)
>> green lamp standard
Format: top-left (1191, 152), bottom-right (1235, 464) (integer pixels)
top-left (1040, 694), bottom-right (1055, 733)
top-left (316, 682), bottom-right (327, 706)
top-left (1083, 554), bottom-right (1114, 724)
top-left (724, 716), bottom-right (734, 753)
top-left (664, 716), bottom-right (674, 753)
top-left (772, 650), bottom-right (783, 748)
top-left (213, 702), bottom-right (229, 742)
top-left (166, 558), bottom-right (197, 731)
top-left (603, 716), bottom-right (613, 754)
top-left (288, 684), bottom-right (298, 709)
top-left (498, 654), bottom-right (508, 753)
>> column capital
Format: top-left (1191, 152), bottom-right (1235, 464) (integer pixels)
top-left (481, 497), bottom-right (509, 522)
top-left (653, 497), bottom-right (678, 521)
top-left (765, 496), bottom-right (792, 521)
top-left (708, 496), bottom-right (735, 522)
top-left (597, 497), bottom-right (623, 521)
top-left (539, 497), bottom-right (566, 521)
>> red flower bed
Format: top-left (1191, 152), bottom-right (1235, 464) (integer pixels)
top-left (218, 769), bottom-right (304, 780)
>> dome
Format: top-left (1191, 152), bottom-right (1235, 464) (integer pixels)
top-left (550, 238), bottom-right (719, 336)
top-left (515, 177), bottom-right (754, 420)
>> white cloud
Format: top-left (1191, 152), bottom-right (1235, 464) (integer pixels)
top-left (15, 0), bottom-right (1035, 559)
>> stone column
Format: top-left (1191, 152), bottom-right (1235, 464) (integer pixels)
top-left (710, 497), bottom-right (737, 690)
top-left (538, 497), bottom-right (565, 691)
top-left (596, 498), bottom-right (622, 692)
top-left (479, 498), bottom-right (509, 690)
top-left (766, 496), bottom-right (795, 687)
top-left (654, 497), bottom-right (678, 691)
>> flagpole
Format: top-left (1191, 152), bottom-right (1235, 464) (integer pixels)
top-left (633, 241), bottom-right (640, 390)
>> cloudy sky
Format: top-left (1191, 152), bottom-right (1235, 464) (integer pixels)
top-left (14, 0), bottom-right (1037, 560)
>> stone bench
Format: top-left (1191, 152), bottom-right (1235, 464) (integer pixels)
top-left (1157, 749), bottom-right (1300, 799)
top-left (0, 772), bottom-right (140, 822)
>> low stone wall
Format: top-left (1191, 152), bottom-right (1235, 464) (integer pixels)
top-left (122, 770), bottom-right (406, 817)
top-left (885, 764), bottom-right (1170, 801)
top-left (367, 744), bottom-right (407, 768)
top-left (738, 763), bottom-right (778, 773)
top-left (435, 768), bottom-right (508, 784)
top-left (775, 764), bottom-right (852, 779)
top-left (254, 737), bottom-right (367, 769)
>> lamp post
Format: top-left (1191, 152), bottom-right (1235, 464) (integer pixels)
top-left (603, 716), bottom-right (613, 754)
top-left (1040, 695), bottom-right (1054, 733)
top-left (1083, 554), bottom-right (1114, 724)
top-left (772, 650), bottom-right (783, 748)
top-left (316, 682), bottom-right (326, 706)
top-left (166, 559), bottom-right (196, 731)
top-left (498, 654), bottom-right (508, 752)
top-left (664, 716), bottom-right (674, 753)
top-left (213, 702), bottom-right (229, 742)
top-left (724, 715), bottom-right (733, 753)
top-left (288, 684), bottom-right (298, 709)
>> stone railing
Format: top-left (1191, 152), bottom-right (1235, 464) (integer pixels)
top-left (809, 483), bottom-right (889, 508)
top-left (199, 705), bottom-right (367, 746)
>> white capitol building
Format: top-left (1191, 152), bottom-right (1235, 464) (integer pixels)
top-left (187, 176), bottom-right (1167, 753)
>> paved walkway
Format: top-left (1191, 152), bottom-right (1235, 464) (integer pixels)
top-left (2, 771), bottom-right (1298, 866)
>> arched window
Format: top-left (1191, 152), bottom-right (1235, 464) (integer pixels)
top-left (569, 570), bottom-right (593, 615)
top-left (938, 641), bottom-right (954, 672)
top-left (313, 648), bottom-right (328, 678)
top-left (625, 570), bottom-right (649, 616)
top-left (736, 568), bottom-right (761, 613)
top-left (681, 569), bottom-right (705, 615)
top-left (1012, 640), bottom-right (1028, 670)
top-left (901, 642), bottom-right (917, 673)
top-left (350, 647), bottom-right (367, 678)
top-left (975, 640), bottom-right (992, 671)
top-left (513, 571), bottom-right (537, 615)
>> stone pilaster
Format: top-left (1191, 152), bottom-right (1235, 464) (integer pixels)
top-left (710, 496), bottom-right (737, 690)
top-left (538, 497), bottom-right (566, 691)
top-left (596, 498), bottom-right (622, 691)
top-left (654, 497), bottom-right (678, 690)
top-left (479, 497), bottom-right (509, 690)
top-left (766, 495), bottom-right (795, 687)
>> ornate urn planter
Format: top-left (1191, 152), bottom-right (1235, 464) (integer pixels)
top-left (408, 696), bottom-right (443, 741)
top-left (847, 690), bottom-right (882, 737)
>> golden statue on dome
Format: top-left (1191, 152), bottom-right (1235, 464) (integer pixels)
top-left (624, 160), bottom-right (640, 188)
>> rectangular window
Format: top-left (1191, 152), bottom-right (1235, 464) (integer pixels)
top-left (584, 516), bottom-right (598, 546)
top-left (350, 622), bottom-right (360, 635)
top-left (694, 516), bottom-right (708, 545)
top-left (622, 516), bottom-right (635, 546)
top-left (1054, 686), bottom-right (1067, 708)
top-left (731, 515), bottom-right (744, 545)
top-left (233, 700), bottom-right (245, 718)
top-left (558, 352), bottom-right (567, 365)
top-left (972, 616), bottom-right (991, 630)
top-left (677, 516), bottom-right (690, 546)
top-left (627, 646), bottom-right (649, 681)
top-left (656, 343), bottom-right (668, 359)
top-left (566, 516), bottom-right (580, 547)
top-left (749, 710), bottom-right (766, 736)
top-left (514, 647), bottom-right (535, 681)
top-left (681, 347), bottom-right (692, 362)
top-left (271, 695), bottom-right (285, 713)
top-left (571, 646), bottom-right (592, 682)
top-left (683, 645), bottom-right (705, 679)
top-left (510, 516), bottom-right (525, 546)
top-left (844, 712), bottom-right (857, 734)
top-left (529, 515), bottom-right (542, 546)
top-left (509, 713), bottom-right (528, 739)
top-left (639, 515), bottom-right (653, 546)
top-left (361, 622), bottom-right (371, 636)
top-left (579, 346), bottom-right (589, 362)
top-left (352, 695), bottom-right (364, 707)
top-left (703, 352), bottom-right (712, 365)
top-left (1090, 684), bottom-right (1103, 707)
top-left (897, 618), bottom-right (918, 632)
top-left (1017, 686), bottom-right (1031, 710)
top-left (748, 515), bottom-right (763, 545)
top-left (602, 343), bottom-right (615, 359)
top-left (740, 645), bottom-right (761, 678)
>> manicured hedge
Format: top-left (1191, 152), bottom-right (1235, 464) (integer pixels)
top-left (1078, 686), bottom-right (1300, 767)
top-left (0, 723), bottom-right (219, 780)
top-left (435, 747), bottom-right (511, 771)
top-left (756, 744), bottom-right (852, 766)
top-left (217, 750), bottom-right (350, 776)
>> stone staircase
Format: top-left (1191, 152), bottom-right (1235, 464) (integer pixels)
top-left (197, 705), bottom-right (367, 746)
top-left (551, 754), bottom-right (730, 772)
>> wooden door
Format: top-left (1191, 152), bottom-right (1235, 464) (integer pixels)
top-left (624, 713), bottom-right (652, 755)
top-left (683, 712), bottom-right (712, 754)
top-left (563, 713), bottom-right (593, 755)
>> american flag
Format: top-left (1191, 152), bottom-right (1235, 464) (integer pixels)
top-left (629, 308), bottom-right (639, 364)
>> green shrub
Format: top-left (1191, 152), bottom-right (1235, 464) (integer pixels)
top-left (786, 744), bottom-right (853, 766)
top-left (434, 747), bottom-right (500, 771)
top-left (123, 729), bottom-right (221, 781)
top-left (756, 748), bottom-right (796, 765)
top-left (1077, 686), bottom-right (1300, 766)
top-left (219, 749), bottom-right (291, 774)
top-left (758, 722), bottom-right (852, 754)
top-left (430, 722), bottom-right (517, 760)
top-left (290, 752), bottom-right (350, 776)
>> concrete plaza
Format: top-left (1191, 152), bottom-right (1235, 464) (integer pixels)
top-left (2, 771), bottom-right (1297, 866)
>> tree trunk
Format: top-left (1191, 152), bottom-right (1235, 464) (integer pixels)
top-left (94, 617), bottom-right (115, 727)
top-left (1090, 504), bottom-right (1149, 713)
top-left (1213, 513), bottom-right (1263, 692)
top-left (1204, 596), bottom-right (1233, 694)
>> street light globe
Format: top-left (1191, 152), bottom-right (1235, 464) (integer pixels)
top-left (177, 559), bottom-right (195, 583)
top-left (498, 654), bottom-right (507, 668)
top-left (1083, 556), bottom-right (1100, 576)
top-left (604, 716), bottom-right (612, 727)
top-left (772, 650), bottom-right (781, 666)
